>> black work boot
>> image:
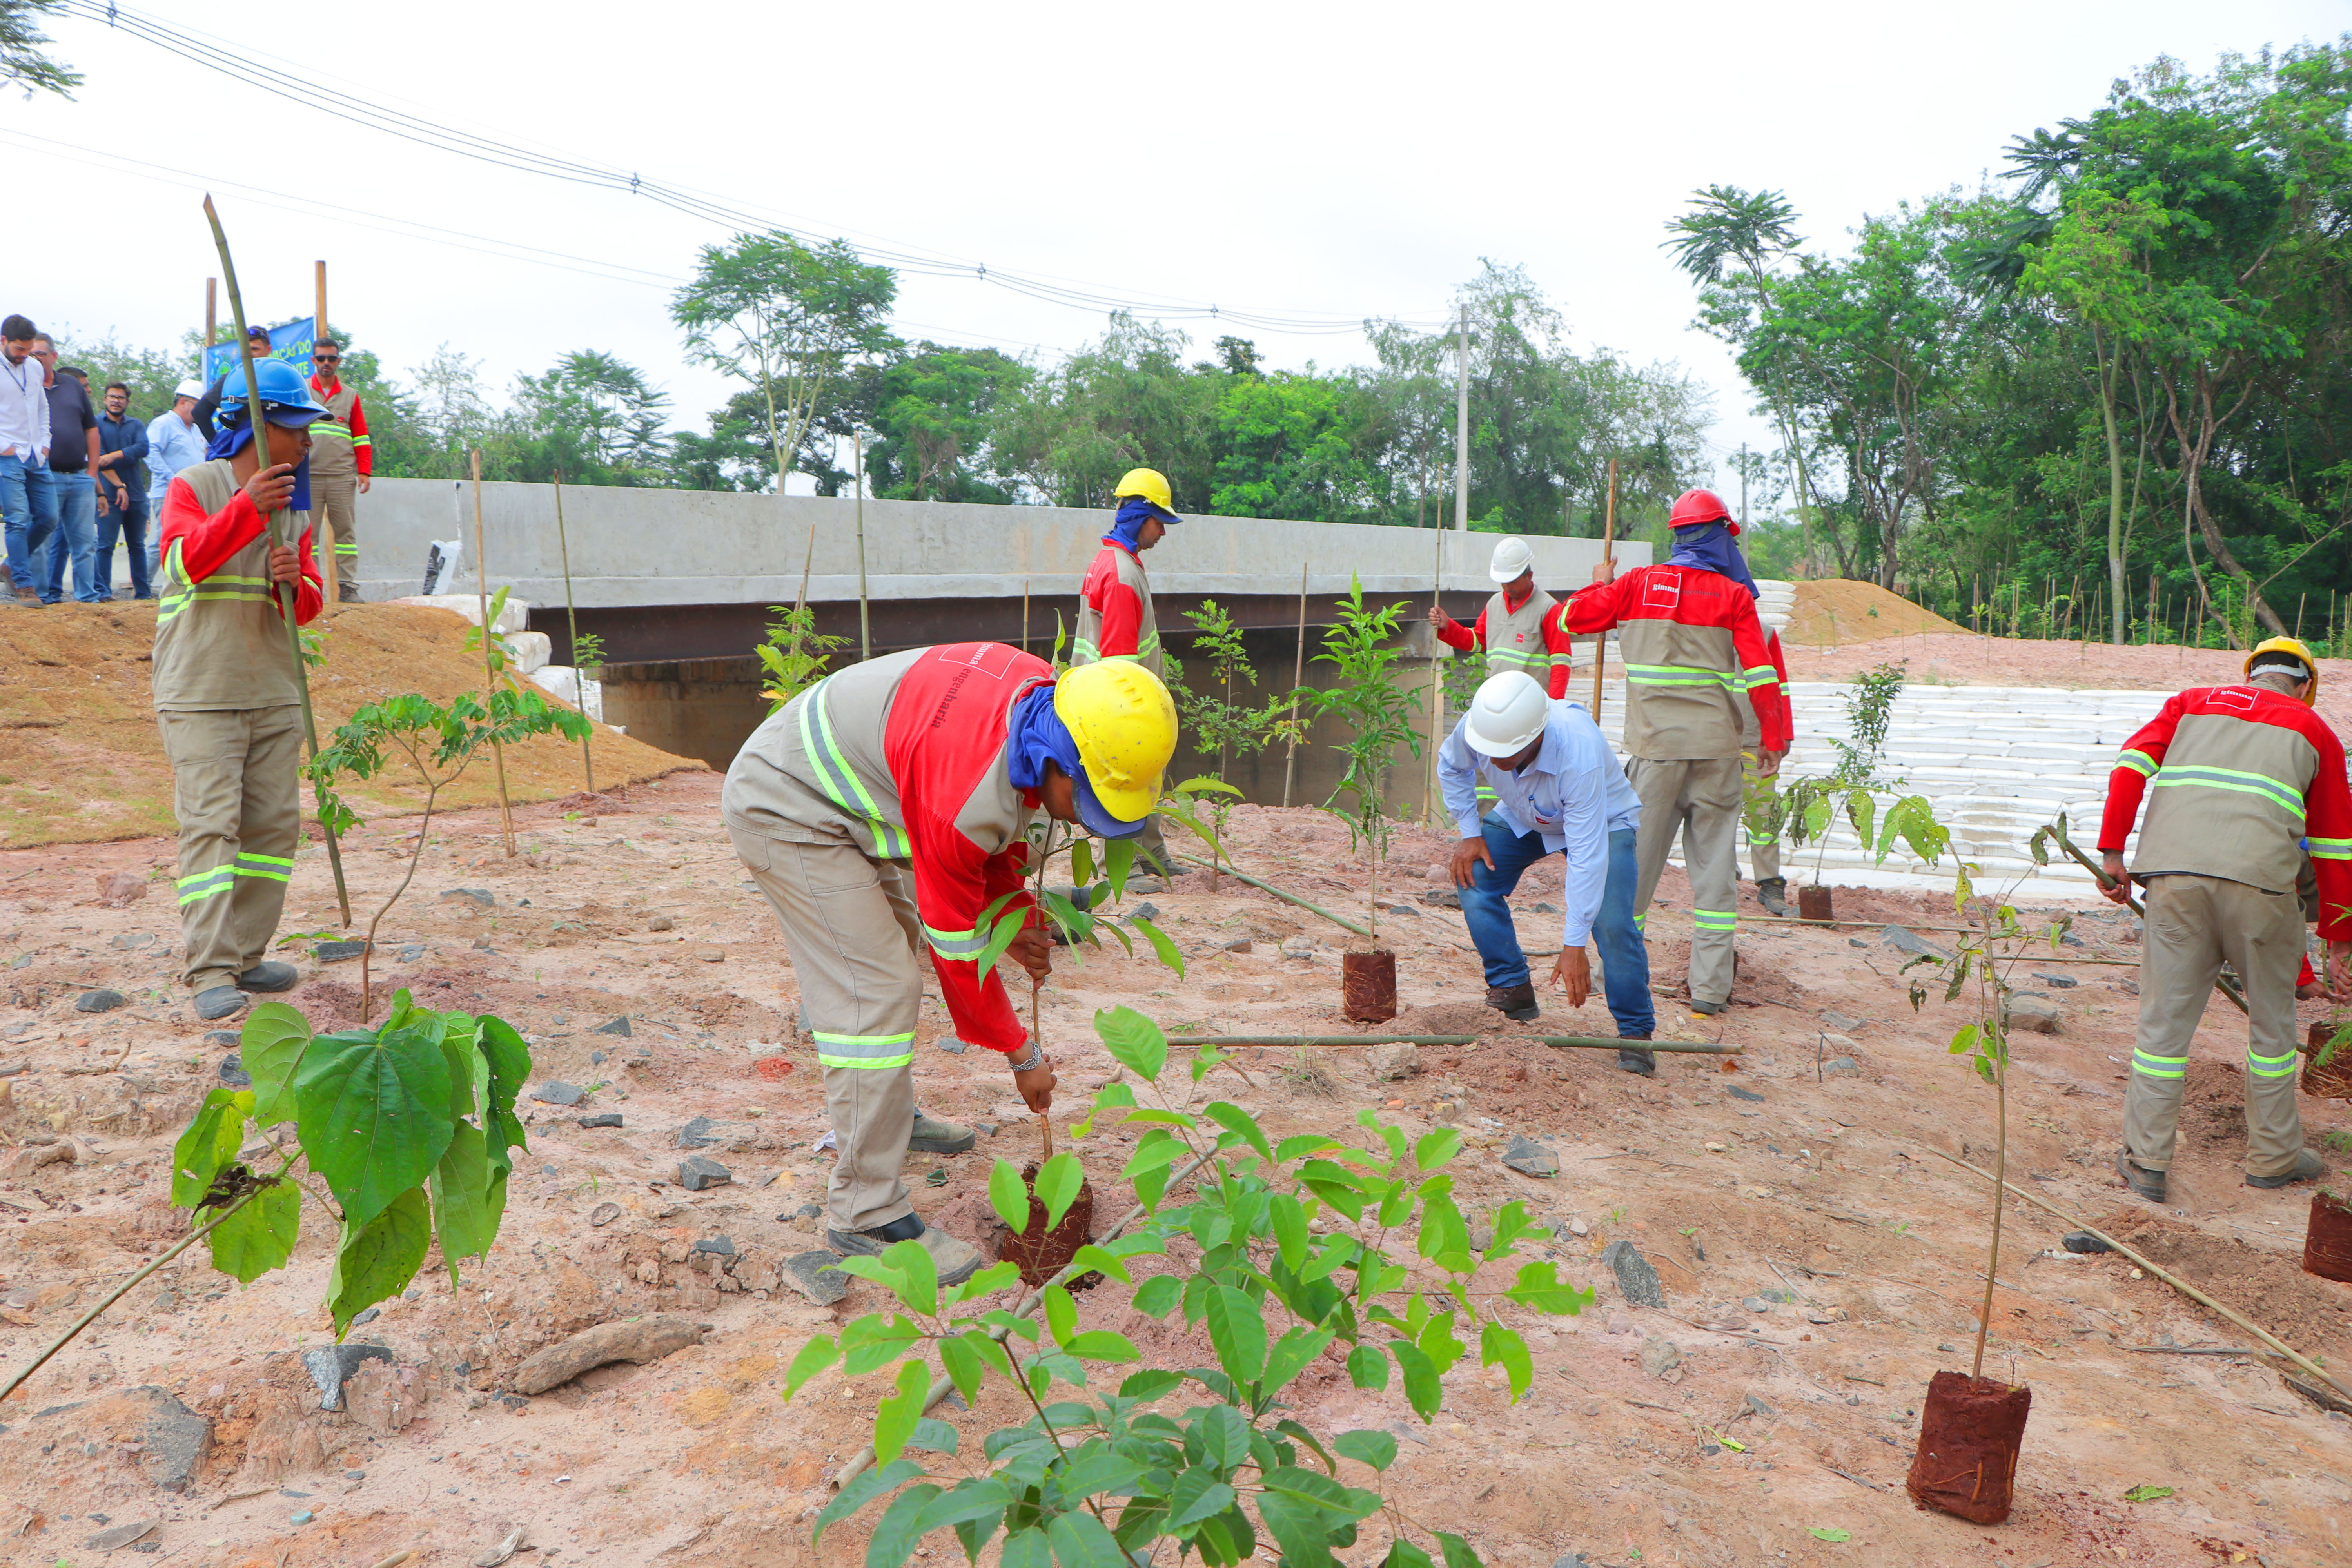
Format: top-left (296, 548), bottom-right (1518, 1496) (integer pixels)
top-left (1485, 982), bottom-right (1539, 1022)
top-left (1617, 1033), bottom-right (1656, 1076)
top-left (1755, 877), bottom-right (1789, 917)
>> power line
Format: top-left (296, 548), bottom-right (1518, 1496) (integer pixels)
top-left (60, 0), bottom-right (1454, 339)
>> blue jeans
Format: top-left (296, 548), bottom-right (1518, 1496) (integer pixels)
top-left (40, 468), bottom-right (101, 603)
top-left (1458, 815), bottom-right (1655, 1038)
top-left (96, 486), bottom-right (151, 598)
top-left (0, 454), bottom-right (57, 593)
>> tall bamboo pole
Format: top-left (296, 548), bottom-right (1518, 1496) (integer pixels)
top-left (470, 448), bottom-right (517, 856)
top-left (1020, 577), bottom-right (1030, 656)
top-left (201, 197), bottom-right (352, 927)
top-left (312, 260), bottom-right (337, 606)
top-left (1424, 525), bottom-right (1445, 825)
top-left (854, 430), bottom-right (871, 663)
top-left (553, 469), bottom-right (593, 793)
top-left (1280, 562), bottom-right (1307, 809)
top-left (1591, 459), bottom-right (1617, 718)
top-left (203, 277), bottom-right (216, 352)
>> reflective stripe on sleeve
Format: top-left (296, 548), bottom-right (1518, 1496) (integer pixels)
top-left (2115, 748), bottom-right (2157, 778)
top-left (923, 923), bottom-right (993, 960)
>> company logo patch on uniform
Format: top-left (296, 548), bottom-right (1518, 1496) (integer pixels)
top-left (2213, 687), bottom-right (2258, 712)
top-left (1641, 575), bottom-right (1682, 612)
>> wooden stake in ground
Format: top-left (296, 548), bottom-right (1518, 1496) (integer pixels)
top-left (854, 429), bottom-right (871, 663)
top-left (1424, 523), bottom-right (1445, 826)
top-left (1032, 978), bottom-right (1051, 1160)
top-left (1592, 458), bottom-right (1617, 717)
top-left (1280, 562), bottom-right (1307, 809)
top-left (1020, 576), bottom-right (1030, 656)
top-left (312, 259), bottom-right (337, 606)
top-left (200, 197), bottom-right (352, 927)
top-left (469, 447), bottom-right (517, 856)
top-left (552, 469), bottom-right (594, 793)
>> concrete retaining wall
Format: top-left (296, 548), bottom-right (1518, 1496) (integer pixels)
top-left (349, 478), bottom-right (1646, 614)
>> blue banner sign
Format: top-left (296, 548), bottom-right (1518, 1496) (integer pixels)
top-left (203, 317), bottom-right (317, 386)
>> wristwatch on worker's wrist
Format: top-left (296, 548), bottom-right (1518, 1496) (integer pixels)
top-left (1007, 1040), bottom-right (1045, 1073)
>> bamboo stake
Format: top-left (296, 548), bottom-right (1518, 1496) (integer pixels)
top-left (1172, 852), bottom-right (1368, 937)
top-left (1425, 525), bottom-right (1446, 826)
top-left (1927, 1147), bottom-right (2352, 1406)
top-left (2296, 591), bottom-right (2307, 641)
top-left (312, 259), bottom-right (337, 607)
top-left (1020, 575), bottom-right (1030, 655)
top-left (1033, 979), bottom-right (1051, 1160)
top-left (552, 468), bottom-right (593, 793)
top-left (201, 197), bottom-right (352, 927)
top-left (470, 448), bottom-right (516, 856)
top-left (854, 430), bottom-right (871, 663)
top-left (1280, 562), bottom-right (1307, 809)
top-left (1592, 458), bottom-right (1617, 717)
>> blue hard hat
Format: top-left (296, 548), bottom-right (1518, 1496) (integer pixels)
top-left (219, 355), bottom-right (328, 426)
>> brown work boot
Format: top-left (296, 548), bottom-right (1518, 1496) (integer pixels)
top-left (1485, 982), bottom-right (1539, 1022)
top-left (827, 1212), bottom-right (984, 1285)
top-left (2114, 1149), bottom-right (2166, 1203)
top-left (2246, 1148), bottom-right (2324, 1189)
top-left (1616, 1033), bottom-right (1656, 1076)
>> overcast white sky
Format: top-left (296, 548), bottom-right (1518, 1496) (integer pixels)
top-left (7, 0), bottom-right (2343, 498)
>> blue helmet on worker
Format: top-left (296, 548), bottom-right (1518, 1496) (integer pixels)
top-left (218, 356), bottom-right (329, 427)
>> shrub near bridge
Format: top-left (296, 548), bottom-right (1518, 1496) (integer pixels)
top-left (786, 1004), bottom-right (1591, 1567)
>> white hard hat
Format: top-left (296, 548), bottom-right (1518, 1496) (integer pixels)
top-left (1488, 536), bottom-right (1534, 584)
top-left (173, 380), bottom-right (206, 401)
top-left (1464, 670), bottom-right (1550, 757)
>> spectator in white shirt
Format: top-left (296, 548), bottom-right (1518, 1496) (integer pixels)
top-left (144, 380), bottom-right (208, 588)
top-left (0, 314), bottom-right (58, 603)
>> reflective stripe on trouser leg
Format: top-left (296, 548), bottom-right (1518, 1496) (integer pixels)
top-left (1741, 748), bottom-right (1780, 883)
top-left (314, 473), bottom-right (358, 591)
top-left (2119, 874), bottom-right (2286, 1173)
top-left (229, 707), bottom-right (303, 974)
top-left (160, 706), bottom-right (299, 991)
top-left (726, 826), bottom-right (922, 1234)
top-left (2209, 873), bottom-right (2307, 1178)
top-left (1679, 756), bottom-right (1745, 1006)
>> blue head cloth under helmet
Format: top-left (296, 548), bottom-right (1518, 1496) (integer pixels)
top-left (1667, 519), bottom-right (1760, 601)
top-left (1005, 683), bottom-right (1146, 838)
top-left (1105, 495), bottom-right (1179, 552)
top-left (204, 356), bottom-right (329, 508)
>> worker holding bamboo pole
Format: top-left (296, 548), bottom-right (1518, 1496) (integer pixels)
top-left (720, 646), bottom-right (1176, 1282)
top-left (151, 358), bottom-right (329, 1022)
top-left (1071, 467), bottom-right (1178, 875)
top-left (1439, 670), bottom-right (1656, 1073)
top-left (1426, 536), bottom-right (1580, 696)
top-left (1564, 488), bottom-right (1788, 1015)
top-left (2099, 636), bottom-right (2351, 1201)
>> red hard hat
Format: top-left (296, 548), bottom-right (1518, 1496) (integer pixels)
top-left (1670, 488), bottom-right (1739, 535)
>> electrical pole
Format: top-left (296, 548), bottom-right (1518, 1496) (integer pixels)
top-left (1453, 305), bottom-right (1470, 532)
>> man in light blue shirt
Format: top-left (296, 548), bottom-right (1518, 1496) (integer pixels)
top-left (1440, 670), bottom-right (1657, 1073)
top-left (144, 380), bottom-right (207, 587)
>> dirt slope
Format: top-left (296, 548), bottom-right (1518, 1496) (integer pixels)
top-left (0, 601), bottom-right (695, 849)
top-left (1786, 579), bottom-right (1966, 646)
top-left (2, 779), bottom-right (2347, 1568)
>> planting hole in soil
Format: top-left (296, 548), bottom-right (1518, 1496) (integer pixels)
top-left (1341, 947), bottom-right (1397, 1022)
top-left (1797, 884), bottom-right (1835, 923)
top-left (1906, 1370), bottom-right (2031, 1524)
top-left (1000, 1160), bottom-right (1094, 1288)
top-left (2305, 1189), bottom-right (2352, 1284)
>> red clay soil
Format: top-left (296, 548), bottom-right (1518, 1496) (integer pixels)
top-left (4, 775), bottom-right (2351, 1567)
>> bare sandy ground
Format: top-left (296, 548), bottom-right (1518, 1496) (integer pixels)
top-left (2, 771), bottom-right (2349, 1568)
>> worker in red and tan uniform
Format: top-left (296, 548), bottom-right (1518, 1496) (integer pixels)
top-left (306, 337), bottom-right (372, 601)
top-left (1072, 466), bottom-right (1178, 873)
top-left (1564, 488), bottom-right (1788, 1014)
top-left (722, 647), bottom-right (1176, 1282)
top-left (2099, 636), bottom-right (2350, 1202)
top-left (152, 357), bottom-right (328, 1023)
top-left (1427, 535), bottom-right (1578, 697)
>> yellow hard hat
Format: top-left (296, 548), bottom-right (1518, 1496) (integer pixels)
top-left (1112, 467), bottom-right (1178, 518)
top-left (1053, 659), bottom-right (1177, 835)
top-left (2245, 636), bottom-right (2320, 703)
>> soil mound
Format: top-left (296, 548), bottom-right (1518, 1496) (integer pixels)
top-left (1786, 578), bottom-right (1965, 645)
top-left (0, 600), bottom-right (698, 849)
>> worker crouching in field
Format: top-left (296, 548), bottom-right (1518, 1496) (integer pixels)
top-left (2100, 636), bottom-right (2350, 1201)
top-left (1564, 488), bottom-right (1788, 1014)
top-left (721, 645), bottom-right (1176, 1283)
top-left (152, 358), bottom-right (328, 1023)
top-left (1439, 670), bottom-right (1657, 1074)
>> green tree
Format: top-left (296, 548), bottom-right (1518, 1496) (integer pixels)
top-left (671, 232), bottom-right (898, 496)
top-left (992, 313), bottom-right (1220, 510)
top-left (1, 0), bottom-right (77, 98)
top-left (862, 343), bottom-right (1031, 503)
top-left (514, 350), bottom-right (673, 484)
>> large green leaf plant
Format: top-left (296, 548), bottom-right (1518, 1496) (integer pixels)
top-left (785, 1005), bottom-right (1589, 1567)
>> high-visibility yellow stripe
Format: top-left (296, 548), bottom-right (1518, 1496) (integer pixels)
top-left (2309, 836), bottom-right (2352, 860)
top-left (924, 923), bottom-right (991, 960)
top-left (796, 677), bottom-right (909, 860)
top-left (2116, 749), bottom-right (2157, 778)
top-left (1693, 907), bottom-right (1738, 932)
top-left (2149, 763), bottom-right (2304, 819)
top-left (2131, 1050), bottom-right (2187, 1080)
top-left (814, 1030), bottom-right (916, 1070)
top-left (2247, 1047), bottom-right (2300, 1078)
